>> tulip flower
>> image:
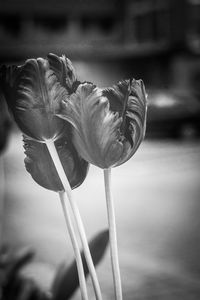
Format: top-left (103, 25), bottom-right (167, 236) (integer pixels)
top-left (0, 54), bottom-right (77, 142)
top-left (58, 78), bottom-right (147, 300)
top-left (0, 54), bottom-right (90, 193)
top-left (0, 54), bottom-right (103, 300)
top-left (58, 79), bottom-right (147, 169)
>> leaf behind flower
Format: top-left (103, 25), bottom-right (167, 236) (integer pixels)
top-left (51, 229), bottom-right (109, 300)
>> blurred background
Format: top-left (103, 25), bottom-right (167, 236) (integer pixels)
top-left (1, 0), bottom-right (200, 299)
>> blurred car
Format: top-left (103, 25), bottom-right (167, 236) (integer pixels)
top-left (146, 89), bottom-right (200, 139)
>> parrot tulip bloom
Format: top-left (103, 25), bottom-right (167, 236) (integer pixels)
top-left (0, 53), bottom-right (90, 191)
top-left (0, 54), bottom-right (77, 142)
top-left (58, 79), bottom-right (147, 169)
top-left (23, 133), bottom-right (89, 192)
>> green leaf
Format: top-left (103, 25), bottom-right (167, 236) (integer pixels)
top-left (23, 133), bottom-right (89, 192)
top-left (51, 229), bottom-right (109, 300)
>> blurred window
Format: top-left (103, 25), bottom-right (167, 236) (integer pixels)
top-left (80, 16), bottom-right (116, 34)
top-left (33, 15), bottom-right (68, 32)
top-left (0, 14), bottom-right (21, 37)
top-left (186, 0), bottom-right (200, 52)
top-left (187, 0), bottom-right (200, 36)
top-left (127, 0), bottom-right (170, 45)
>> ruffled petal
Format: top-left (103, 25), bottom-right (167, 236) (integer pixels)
top-left (1, 58), bottom-right (68, 141)
top-left (23, 133), bottom-right (89, 191)
top-left (47, 53), bottom-right (77, 93)
top-left (102, 80), bottom-right (130, 115)
top-left (102, 79), bottom-right (147, 166)
top-left (118, 79), bottom-right (147, 165)
top-left (58, 83), bottom-right (124, 168)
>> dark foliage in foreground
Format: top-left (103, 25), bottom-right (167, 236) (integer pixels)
top-left (0, 230), bottom-right (109, 300)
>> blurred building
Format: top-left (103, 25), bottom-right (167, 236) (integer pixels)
top-left (0, 0), bottom-right (200, 91)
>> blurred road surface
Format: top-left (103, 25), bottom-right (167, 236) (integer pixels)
top-left (1, 132), bottom-right (200, 299)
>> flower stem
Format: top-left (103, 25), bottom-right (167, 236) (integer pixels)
top-left (69, 194), bottom-right (103, 300)
top-left (45, 140), bottom-right (88, 300)
top-left (45, 139), bottom-right (102, 300)
top-left (104, 168), bottom-right (122, 300)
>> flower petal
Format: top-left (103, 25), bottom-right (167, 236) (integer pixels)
top-left (23, 133), bottom-right (89, 192)
top-left (102, 79), bottom-right (147, 166)
top-left (1, 58), bottom-right (68, 141)
top-left (58, 83), bottom-right (124, 168)
top-left (47, 53), bottom-right (77, 93)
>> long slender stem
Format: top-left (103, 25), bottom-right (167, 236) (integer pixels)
top-left (45, 140), bottom-right (88, 300)
top-left (45, 139), bottom-right (102, 300)
top-left (68, 194), bottom-right (103, 300)
top-left (104, 168), bottom-right (122, 300)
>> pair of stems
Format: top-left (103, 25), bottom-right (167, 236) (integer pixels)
top-left (45, 140), bottom-right (102, 300)
top-left (46, 140), bottom-right (123, 300)
top-left (59, 191), bottom-right (88, 299)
